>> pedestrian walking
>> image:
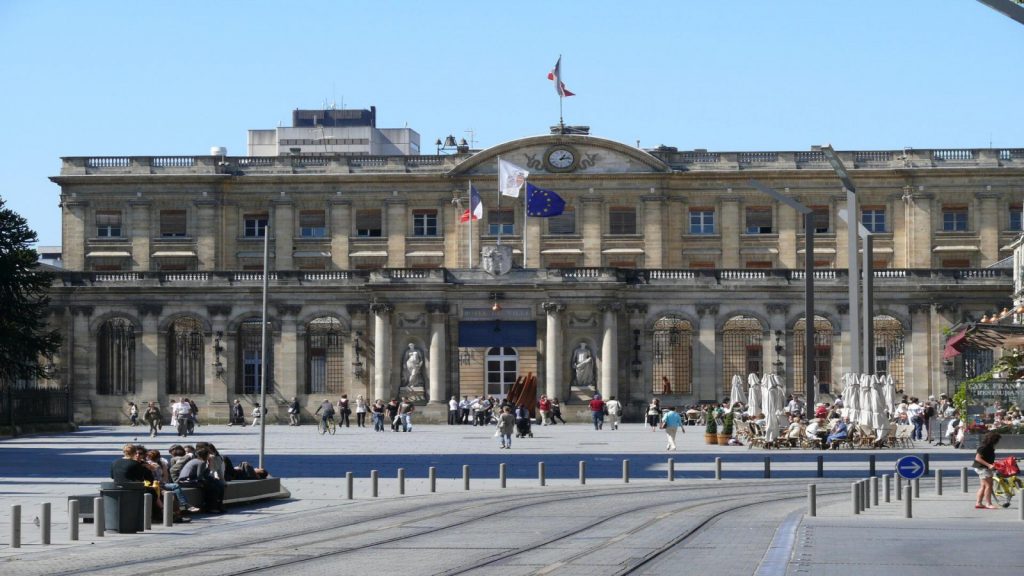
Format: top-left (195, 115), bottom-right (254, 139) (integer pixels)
top-left (661, 406), bottom-right (683, 450)
top-left (589, 394), bottom-right (606, 430)
top-left (459, 395), bottom-right (471, 424)
top-left (398, 397), bottom-right (415, 432)
top-left (448, 396), bottom-right (460, 425)
top-left (551, 398), bottom-right (566, 424)
top-left (538, 394), bottom-right (552, 425)
top-left (143, 402), bottom-right (162, 437)
top-left (605, 396), bottom-right (623, 430)
top-left (973, 431), bottom-right (1001, 509)
top-left (371, 399), bottom-right (386, 431)
top-left (497, 406), bottom-right (515, 449)
top-left (338, 394), bottom-right (351, 427)
top-left (128, 401), bottom-right (139, 426)
top-left (251, 403), bottom-right (263, 427)
top-left (288, 397), bottom-right (300, 426)
top-left (646, 398), bottom-right (662, 431)
top-left (355, 395), bottom-right (367, 427)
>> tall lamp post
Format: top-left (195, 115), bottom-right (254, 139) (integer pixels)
top-left (258, 222), bottom-right (269, 470)
top-left (839, 208), bottom-right (876, 374)
top-left (821, 145), bottom-right (861, 375)
top-left (749, 179), bottom-right (815, 410)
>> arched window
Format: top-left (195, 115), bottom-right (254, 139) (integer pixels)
top-left (237, 319), bottom-right (273, 395)
top-left (167, 317), bottom-right (205, 395)
top-left (97, 318), bottom-right (135, 395)
top-left (652, 317), bottom-right (693, 394)
top-left (306, 317), bottom-right (344, 394)
top-left (794, 316), bottom-right (833, 395)
top-left (485, 346), bottom-right (518, 400)
top-left (722, 316), bottom-right (764, 395)
top-left (873, 315), bottom-right (905, 389)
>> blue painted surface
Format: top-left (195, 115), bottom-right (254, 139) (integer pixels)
top-left (895, 455), bottom-right (926, 479)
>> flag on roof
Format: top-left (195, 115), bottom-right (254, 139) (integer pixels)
top-left (499, 159), bottom-right (529, 197)
top-left (547, 55), bottom-right (575, 97)
top-left (526, 183), bottom-right (566, 217)
top-left (460, 185), bottom-right (483, 223)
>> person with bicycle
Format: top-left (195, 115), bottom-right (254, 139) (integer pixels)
top-left (973, 431), bottom-right (1001, 509)
top-left (315, 398), bottom-right (336, 432)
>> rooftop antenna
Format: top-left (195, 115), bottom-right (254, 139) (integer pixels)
top-left (464, 128), bottom-right (477, 150)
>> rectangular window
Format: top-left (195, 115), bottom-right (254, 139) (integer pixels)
top-left (608, 207), bottom-right (637, 235)
top-left (810, 206), bottom-right (830, 233)
top-left (355, 209), bottom-right (382, 237)
top-left (547, 207), bottom-right (576, 235)
top-left (942, 205), bottom-right (968, 232)
top-left (96, 211), bottom-right (122, 237)
top-left (862, 208), bottom-right (886, 233)
top-left (689, 208), bottom-right (715, 234)
top-left (159, 210), bottom-right (187, 237)
top-left (745, 207), bottom-right (773, 234)
top-left (1010, 204), bottom-right (1022, 232)
top-left (243, 213), bottom-right (268, 237)
top-left (412, 209), bottom-right (438, 236)
top-left (299, 210), bottom-right (326, 238)
top-left (487, 209), bottom-right (514, 235)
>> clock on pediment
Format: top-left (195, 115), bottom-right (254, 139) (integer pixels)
top-left (543, 145), bottom-right (579, 173)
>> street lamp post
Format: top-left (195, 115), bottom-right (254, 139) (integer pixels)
top-left (838, 209), bottom-right (875, 374)
top-left (821, 146), bottom-right (861, 375)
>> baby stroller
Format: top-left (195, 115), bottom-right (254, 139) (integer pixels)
top-left (514, 405), bottom-right (533, 438)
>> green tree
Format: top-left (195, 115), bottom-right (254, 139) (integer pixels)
top-left (0, 197), bottom-right (61, 386)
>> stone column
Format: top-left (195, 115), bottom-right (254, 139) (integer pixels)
top-left (976, 189), bottom-right (1000, 267)
top-left (907, 304), bottom-right (932, 398)
top-left (541, 302), bottom-right (565, 400)
top-left (130, 201), bottom-right (151, 271)
top-left (62, 200), bottom-right (87, 271)
top-left (581, 193), bottom-right (603, 267)
top-left (641, 191), bottom-right (665, 268)
top-left (276, 304), bottom-right (301, 407)
top-left (206, 305), bottom-right (231, 407)
top-left (273, 200), bottom-right (294, 270)
top-left (194, 200), bottom-right (217, 271)
top-left (720, 194), bottom-right (740, 268)
top-left (599, 302), bottom-right (621, 400)
top-left (696, 304), bottom-right (718, 400)
top-left (330, 199), bottom-right (351, 270)
top-left (386, 198), bottom-right (407, 268)
top-left (137, 304), bottom-right (161, 405)
top-left (370, 302), bottom-right (393, 402)
top-left (71, 306), bottom-right (94, 421)
top-left (427, 303), bottom-right (448, 404)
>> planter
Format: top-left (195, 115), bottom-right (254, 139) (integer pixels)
top-left (717, 434), bottom-right (731, 445)
top-left (704, 433), bottom-right (718, 445)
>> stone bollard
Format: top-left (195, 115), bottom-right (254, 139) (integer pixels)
top-left (870, 476), bottom-right (879, 506)
top-left (69, 499), bottom-right (79, 541)
top-left (499, 463), bottom-right (506, 488)
top-left (764, 457), bottom-right (771, 479)
top-left (715, 457), bottom-right (722, 481)
top-left (398, 468), bottom-right (405, 495)
top-left (904, 485), bottom-right (913, 518)
top-left (913, 477), bottom-right (920, 498)
top-left (142, 494), bottom-right (152, 531)
top-left (539, 462), bottom-right (546, 487)
top-left (935, 469), bottom-right (943, 496)
top-left (808, 484), bottom-right (817, 517)
top-left (817, 455), bottom-right (824, 478)
top-left (463, 465), bottom-right (470, 490)
top-left (852, 482), bottom-right (860, 515)
top-left (883, 474), bottom-right (891, 503)
top-left (371, 470), bottom-right (379, 497)
top-left (10, 504), bottom-right (20, 548)
top-left (961, 468), bottom-right (969, 493)
top-left (869, 455), bottom-right (876, 477)
top-left (429, 467), bottom-right (437, 493)
top-left (667, 458), bottom-right (674, 482)
top-left (41, 502), bottom-right (51, 544)
top-left (346, 472), bottom-right (354, 500)
top-left (94, 497), bottom-right (104, 537)
top-left (163, 492), bottom-right (174, 527)
top-left (623, 459), bottom-right (630, 483)
top-left (579, 461), bottom-right (586, 485)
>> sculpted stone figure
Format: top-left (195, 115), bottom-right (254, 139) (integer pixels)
top-left (402, 343), bottom-right (425, 388)
top-left (571, 342), bottom-right (596, 388)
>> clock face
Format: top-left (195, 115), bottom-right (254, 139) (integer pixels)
top-left (546, 147), bottom-right (576, 170)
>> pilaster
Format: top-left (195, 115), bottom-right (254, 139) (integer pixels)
top-left (386, 198), bottom-right (407, 268)
top-left (641, 192), bottom-right (665, 268)
top-left (977, 190), bottom-right (1000, 266)
top-left (136, 303), bottom-right (161, 404)
top-left (130, 201), bottom-right (151, 271)
top-left (541, 302), bottom-right (565, 400)
top-left (63, 200), bottom-right (87, 271)
top-left (720, 194), bottom-right (740, 268)
top-left (598, 302), bottom-right (621, 400)
top-left (370, 301), bottom-right (394, 401)
top-left (581, 193), bottom-right (603, 267)
top-left (427, 302), bottom-right (449, 403)
top-left (276, 303), bottom-right (301, 405)
top-left (908, 303), bottom-right (931, 398)
top-left (194, 200), bottom-right (217, 271)
top-left (696, 303), bottom-right (718, 400)
top-left (330, 199), bottom-right (351, 270)
top-left (273, 200), bottom-right (294, 270)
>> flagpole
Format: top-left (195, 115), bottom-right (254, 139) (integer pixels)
top-left (496, 156), bottom-right (502, 247)
top-left (523, 179), bottom-right (528, 267)
top-left (468, 180), bottom-right (473, 268)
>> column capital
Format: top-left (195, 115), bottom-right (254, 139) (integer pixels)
top-left (370, 301), bottom-right (394, 314)
top-left (71, 305), bottom-right (94, 317)
top-left (766, 303), bottom-right (789, 316)
top-left (541, 301), bottom-right (566, 313)
top-left (207, 305), bottom-right (232, 318)
top-left (626, 303), bottom-right (648, 315)
top-left (597, 302), bottom-right (623, 313)
top-left (426, 302), bottom-right (450, 315)
top-left (276, 303), bottom-right (302, 317)
top-left (137, 303), bottom-right (162, 317)
top-left (696, 303), bottom-right (719, 317)
top-left (836, 303), bottom-right (850, 315)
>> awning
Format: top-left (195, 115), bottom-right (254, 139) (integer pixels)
top-left (796, 248), bottom-right (837, 254)
top-left (237, 251), bottom-right (275, 259)
top-left (945, 323), bottom-right (1024, 358)
top-left (85, 251), bottom-right (131, 258)
top-left (602, 248), bottom-right (644, 254)
top-left (350, 251), bottom-right (388, 257)
top-left (943, 329), bottom-right (968, 359)
top-left (541, 248), bottom-right (584, 255)
top-left (740, 247), bottom-right (779, 254)
top-left (860, 247), bottom-right (894, 254)
top-left (405, 251), bottom-right (444, 257)
top-left (932, 245), bottom-right (979, 252)
top-left (293, 251), bottom-right (331, 258)
top-left (151, 251), bottom-right (197, 258)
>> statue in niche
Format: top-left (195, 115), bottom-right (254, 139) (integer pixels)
top-left (570, 342), bottom-right (596, 388)
top-left (402, 343), bottom-right (425, 389)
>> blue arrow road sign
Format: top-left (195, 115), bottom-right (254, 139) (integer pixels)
top-left (896, 455), bottom-right (925, 479)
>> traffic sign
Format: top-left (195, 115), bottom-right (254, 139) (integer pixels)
top-left (896, 455), bottom-right (925, 479)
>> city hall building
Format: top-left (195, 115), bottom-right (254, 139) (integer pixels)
top-left (45, 112), bottom-right (1022, 423)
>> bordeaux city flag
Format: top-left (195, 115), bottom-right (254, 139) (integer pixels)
top-left (459, 185), bottom-right (483, 222)
top-left (526, 183), bottom-right (566, 217)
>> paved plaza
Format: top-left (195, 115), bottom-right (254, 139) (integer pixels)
top-left (1, 422), bottom-right (1022, 574)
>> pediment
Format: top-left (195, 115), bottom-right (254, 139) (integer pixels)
top-left (447, 134), bottom-right (670, 177)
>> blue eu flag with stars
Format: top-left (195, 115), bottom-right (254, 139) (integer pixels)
top-left (526, 183), bottom-right (566, 217)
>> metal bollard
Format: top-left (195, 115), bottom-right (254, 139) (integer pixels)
top-left (539, 461), bottom-right (546, 487)
top-left (1019, 490), bottom-right (1023, 521)
top-left (499, 463), bottom-right (506, 488)
top-left (69, 499), bottom-right (79, 541)
top-left (579, 460), bottom-right (586, 485)
top-left (41, 502), bottom-right (51, 544)
top-left (346, 472), bottom-right (354, 499)
top-left (623, 459), bottom-right (630, 483)
top-left (904, 485), bottom-right (913, 518)
top-left (913, 477), bottom-right (920, 498)
top-left (463, 465), bottom-right (470, 490)
top-left (764, 457), bottom-right (771, 479)
top-left (142, 494), bottom-right (151, 531)
top-left (808, 484), bottom-right (817, 517)
top-left (935, 469), bottom-right (943, 496)
top-left (869, 455), bottom-right (876, 477)
top-left (884, 474), bottom-right (891, 503)
top-left (923, 453), bottom-right (930, 474)
top-left (667, 458), bottom-right (674, 482)
top-left (94, 497), bottom-right (104, 536)
top-left (10, 504), bottom-right (20, 548)
top-left (163, 492), bottom-right (174, 527)
top-left (862, 480), bottom-right (870, 510)
top-left (371, 470), bottom-right (379, 497)
top-left (715, 457), bottom-right (722, 480)
top-left (429, 467), bottom-right (437, 493)
top-left (896, 476), bottom-right (903, 500)
top-left (961, 468), bottom-right (969, 493)
top-left (871, 476), bottom-right (879, 506)
top-left (398, 468), bottom-right (405, 495)
top-left (817, 455), bottom-right (824, 478)
top-left (852, 482), bottom-right (860, 515)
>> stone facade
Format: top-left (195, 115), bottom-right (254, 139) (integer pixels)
top-left (46, 135), bottom-right (1024, 423)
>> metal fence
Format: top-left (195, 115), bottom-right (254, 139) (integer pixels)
top-left (0, 387), bottom-right (71, 426)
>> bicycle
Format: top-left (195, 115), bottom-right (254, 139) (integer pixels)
top-left (318, 416), bottom-right (337, 435)
top-left (992, 456), bottom-right (1022, 508)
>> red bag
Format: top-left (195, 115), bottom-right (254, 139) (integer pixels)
top-left (993, 456), bottom-right (1019, 477)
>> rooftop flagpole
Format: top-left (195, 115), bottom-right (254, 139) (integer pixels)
top-left (468, 179), bottom-right (474, 268)
top-left (496, 156), bottom-right (502, 246)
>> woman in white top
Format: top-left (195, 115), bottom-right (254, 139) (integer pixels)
top-left (355, 395), bottom-right (368, 428)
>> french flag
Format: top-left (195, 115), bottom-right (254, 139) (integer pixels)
top-left (460, 185), bottom-right (483, 223)
top-left (547, 55), bottom-right (575, 97)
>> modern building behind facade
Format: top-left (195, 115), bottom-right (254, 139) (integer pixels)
top-left (247, 106), bottom-right (420, 157)
top-left (46, 123), bottom-right (1023, 423)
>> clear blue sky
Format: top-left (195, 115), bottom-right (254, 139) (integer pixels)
top-left (1, 0), bottom-right (1021, 246)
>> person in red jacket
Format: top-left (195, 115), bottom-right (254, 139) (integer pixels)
top-left (589, 394), bottom-right (606, 430)
top-left (538, 395), bottom-right (553, 426)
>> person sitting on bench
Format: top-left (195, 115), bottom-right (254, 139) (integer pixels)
top-left (178, 447), bottom-right (225, 513)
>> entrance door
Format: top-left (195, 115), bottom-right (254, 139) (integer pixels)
top-left (485, 346), bottom-right (518, 400)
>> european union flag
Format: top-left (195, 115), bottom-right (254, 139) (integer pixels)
top-left (526, 182), bottom-right (566, 217)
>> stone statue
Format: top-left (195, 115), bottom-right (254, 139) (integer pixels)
top-left (402, 343), bottom-right (424, 388)
top-left (481, 244), bottom-right (513, 275)
top-left (570, 342), bottom-right (596, 388)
